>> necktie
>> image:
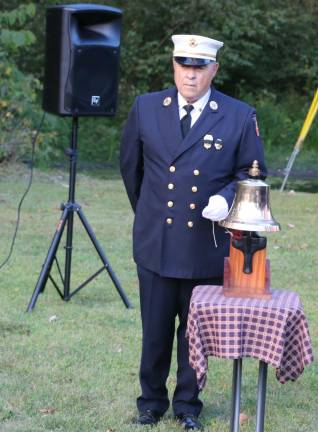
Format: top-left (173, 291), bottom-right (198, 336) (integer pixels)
top-left (180, 104), bottom-right (194, 138)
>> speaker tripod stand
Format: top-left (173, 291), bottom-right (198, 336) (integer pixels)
top-left (27, 116), bottom-right (132, 312)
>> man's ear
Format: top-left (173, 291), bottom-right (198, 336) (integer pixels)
top-left (212, 62), bottom-right (219, 79)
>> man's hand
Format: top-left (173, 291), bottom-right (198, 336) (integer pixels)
top-left (202, 195), bottom-right (229, 221)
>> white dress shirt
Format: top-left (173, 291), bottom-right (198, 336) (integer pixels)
top-left (177, 88), bottom-right (211, 127)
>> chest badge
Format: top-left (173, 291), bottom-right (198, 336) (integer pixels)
top-left (203, 134), bottom-right (213, 149)
top-left (204, 134), bottom-right (213, 141)
top-left (163, 97), bottom-right (172, 106)
top-left (214, 138), bottom-right (223, 150)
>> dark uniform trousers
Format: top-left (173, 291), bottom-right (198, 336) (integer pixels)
top-left (137, 265), bottom-right (223, 416)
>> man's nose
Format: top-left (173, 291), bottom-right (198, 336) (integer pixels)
top-left (185, 67), bottom-right (196, 79)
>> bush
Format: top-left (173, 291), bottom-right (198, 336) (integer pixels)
top-left (0, 4), bottom-right (37, 162)
top-left (251, 91), bottom-right (318, 153)
top-left (0, 60), bottom-right (36, 162)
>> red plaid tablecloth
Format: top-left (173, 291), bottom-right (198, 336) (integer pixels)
top-left (187, 285), bottom-right (314, 390)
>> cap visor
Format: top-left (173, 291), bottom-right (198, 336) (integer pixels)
top-left (174, 57), bottom-right (213, 66)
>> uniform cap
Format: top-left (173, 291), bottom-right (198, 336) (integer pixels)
top-left (172, 34), bottom-right (223, 66)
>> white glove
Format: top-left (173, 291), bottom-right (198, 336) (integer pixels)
top-left (202, 195), bottom-right (229, 221)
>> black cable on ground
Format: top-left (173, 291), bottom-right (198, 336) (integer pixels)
top-left (0, 111), bottom-right (46, 270)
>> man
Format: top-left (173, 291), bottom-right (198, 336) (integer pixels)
top-left (120, 34), bottom-right (266, 430)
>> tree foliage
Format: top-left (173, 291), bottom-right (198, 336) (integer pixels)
top-left (0, 0), bottom-right (317, 164)
top-left (0, 3), bottom-right (36, 50)
top-left (0, 4), bottom-right (39, 162)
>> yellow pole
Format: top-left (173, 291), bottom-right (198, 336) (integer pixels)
top-left (280, 89), bottom-right (318, 191)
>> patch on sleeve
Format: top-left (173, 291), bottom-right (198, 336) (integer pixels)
top-left (252, 114), bottom-right (260, 136)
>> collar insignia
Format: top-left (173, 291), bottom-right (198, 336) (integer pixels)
top-left (209, 100), bottom-right (218, 111)
top-left (163, 97), bottom-right (172, 106)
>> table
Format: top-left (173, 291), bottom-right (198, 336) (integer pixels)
top-left (187, 285), bottom-right (314, 431)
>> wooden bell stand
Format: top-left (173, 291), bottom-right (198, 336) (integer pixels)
top-left (223, 230), bottom-right (272, 300)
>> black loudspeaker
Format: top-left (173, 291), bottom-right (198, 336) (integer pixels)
top-left (43, 4), bottom-right (122, 116)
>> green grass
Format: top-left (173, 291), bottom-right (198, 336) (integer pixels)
top-left (0, 164), bottom-right (317, 432)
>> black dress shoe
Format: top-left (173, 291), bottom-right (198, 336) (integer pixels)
top-left (136, 409), bottom-right (162, 426)
top-left (176, 413), bottom-right (203, 430)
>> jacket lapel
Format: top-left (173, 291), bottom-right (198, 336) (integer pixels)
top-left (171, 87), bottom-right (224, 162)
top-left (156, 88), bottom-right (183, 158)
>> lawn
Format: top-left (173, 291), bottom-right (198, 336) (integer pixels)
top-left (0, 164), bottom-right (317, 432)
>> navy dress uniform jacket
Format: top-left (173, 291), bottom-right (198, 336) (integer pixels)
top-left (120, 86), bottom-right (266, 280)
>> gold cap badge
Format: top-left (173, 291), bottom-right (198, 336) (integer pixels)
top-left (209, 100), bottom-right (218, 110)
top-left (163, 97), bottom-right (172, 106)
top-left (188, 37), bottom-right (198, 47)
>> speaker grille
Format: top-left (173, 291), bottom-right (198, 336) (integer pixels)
top-left (65, 46), bottom-right (119, 115)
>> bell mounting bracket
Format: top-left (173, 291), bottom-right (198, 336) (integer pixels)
top-left (232, 232), bottom-right (267, 274)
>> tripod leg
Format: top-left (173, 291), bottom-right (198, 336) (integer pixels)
top-left (76, 207), bottom-right (132, 308)
top-left (26, 207), bottom-right (69, 312)
top-left (63, 209), bottom-right (74, 300)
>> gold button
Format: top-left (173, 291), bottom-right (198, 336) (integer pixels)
top-left (192, 186), bottom-right (198, 192)
top-left (187, 221), bottom-right (194, 228)
top-left (193, 169), bottom-right (200, 176)
top-left (166, 218), bottom-right (173, 225)
top-left (168, 183), bottom-right (174, 190)
top-left (189, 203), bottom-right (196, 210)
top-left (167, 201), bottom-right (174, 208)
top-left (169, 166), bottom-right (176, 173)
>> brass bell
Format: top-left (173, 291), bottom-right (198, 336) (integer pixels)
top-left (219, 161), bottom-right (280, 232)
top-left (219, 161), bottom-right (281, 300)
